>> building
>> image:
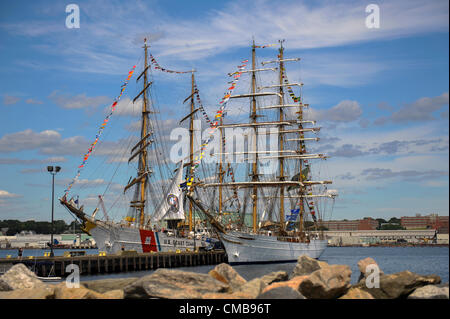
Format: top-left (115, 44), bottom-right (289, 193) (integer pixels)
top-left (401, 214), bottom-right (449, 233)
top-left (400, 214), bottom-right (429, 230)
top-left (320, 217), bottom-right (378, 231)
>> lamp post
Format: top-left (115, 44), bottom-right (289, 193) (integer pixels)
top-left (47, 166), bottom-right (61, 257)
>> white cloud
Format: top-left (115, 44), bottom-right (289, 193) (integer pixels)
top-left (3, 95), bottom-right (20, 105)
top-left (25, 98), bottom-right (43, 105)
top-left (0, 129), bottom-right (61, 153)
top-left (49, 91), bottom-right (110, 109)
top-left (305, 100), bottom-right (362, 123)
top-left (2, 0), bottom-right (448, 74)
top-left (0, 190), bottom-right (21, 198)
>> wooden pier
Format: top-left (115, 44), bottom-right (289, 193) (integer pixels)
top-left (0, 250), bottom-right (227, 277)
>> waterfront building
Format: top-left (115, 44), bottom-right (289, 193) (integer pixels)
top-left (320, 217), bottom-right (378, 231)
top-left (401, 214), bottom-right (449, 233)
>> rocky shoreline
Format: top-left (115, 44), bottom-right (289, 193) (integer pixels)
top-left (0, 256), bottom-right (448, 299)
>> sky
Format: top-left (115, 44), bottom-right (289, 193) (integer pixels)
top-left (0, 0), bottom-right (448, 223)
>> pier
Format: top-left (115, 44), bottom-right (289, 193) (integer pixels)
top-left (0, 250), bottom-right (227, 277)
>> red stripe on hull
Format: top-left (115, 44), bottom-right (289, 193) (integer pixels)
top-left (139, 229), bottom-right (158, 252)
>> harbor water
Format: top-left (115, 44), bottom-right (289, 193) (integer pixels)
top-left (1, 246), bottom-right (448, 284)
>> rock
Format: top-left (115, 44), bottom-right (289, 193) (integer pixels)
top-left (299, 265), bottom-right (352, 299)
top-left (202, 291), bottom-right (254, 299)
top-left (0, 263), bottom-right (45, 291)
top-left (357, 257), bottom-right (383, 282)
top-left (208, 263), bottom-right (246, 291)
top-left (339, 287), bottom-right (375, 299)
top-left (82, 277), bottom-right (139, 293)
top-left (260, 271), bottom-right (289, 286)
top-left (291, 255), bottom-right (328, 278)
top-left (102, 289), bottom-right (125, 299)
top-left (355, 271), bottom-right (441, 299)
top-left (236, 278), bottom-right (267, 298)
top-left (257, 286), bottom-right (306, 299)
top-left (53, 283), bottom-right (107, 299)
top-left (261, 276), bottom-right (308, 294)
top-left (0, 280), bottom-right (11, 291)
top-left (124, 268), bottom-right (229, 299)
top-left (407, 285), bottom-right (449, 299)
top-left (0, 285), bottom-right (55, 299)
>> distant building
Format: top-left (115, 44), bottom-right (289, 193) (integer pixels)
top-left (320, 217), bottom-right (378, 231)
top-left (401, 214), bottom-right (449, 233)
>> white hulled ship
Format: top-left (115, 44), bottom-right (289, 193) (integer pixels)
top-left (60, 39), bottom-right (211, 254)
top-left (188, 40), bottom-right (337, 264)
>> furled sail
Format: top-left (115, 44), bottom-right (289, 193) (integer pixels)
top-left (152, 161), bottom-right (185, 221)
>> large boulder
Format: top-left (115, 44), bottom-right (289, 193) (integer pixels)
top-left (208, 263), bottom-right (246, 292)
top-left (53, 283), bottom-right (107, 299)
top-left (291, 255), bottom-right (328, 278)
top-left (123, 268), bottom-right (229, 299)
top-left (357, 257), bottom-right (383, 282)
top-left (355, 271), bottom-right (441, 299)
top-left (82, 277), bottom-right (139, 293)
top-left (407, 285), bottom-right (449, 299)
top-left (0, 263), bottom-right (45, 291)
top-left (0, 285), bottom-right (55, 299)
top-left (261, 276), bottom-right (308, 295)
top-left (339, 287), bottom-right (375, 299)
top-left (102, 289), bottom-right (125, 299)
top-left (260, 271), bottom-right (289, 286)
top-left (257, 286), bottom-right (306, 299)
top-left (235, 278), bottom-right (267, 298)
top-left (202, 291), bottom-right (254, 299)
top-left (299, 265), bottom-right (352, 299)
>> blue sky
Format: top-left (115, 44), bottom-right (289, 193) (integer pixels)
top-left (0, 0), bottom-right (448, 223)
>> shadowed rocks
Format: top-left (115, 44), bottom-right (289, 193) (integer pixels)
top-left (0, 257), bottom-right (447, 299)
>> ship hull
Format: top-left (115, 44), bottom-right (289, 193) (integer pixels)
top-left (59, 197), bottom-right (208, 254)
top-left (220, 231), bottom-right (327, 264)
top-left (90, 222), bottom-right (208, 254)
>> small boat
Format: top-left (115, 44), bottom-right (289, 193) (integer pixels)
top-left (37, 276), bottom-right (62, 282)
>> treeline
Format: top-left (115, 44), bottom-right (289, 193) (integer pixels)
top-left (0, 219), bottom-right (81, 236)
top-left (376, 218), bottom-right (405, 230)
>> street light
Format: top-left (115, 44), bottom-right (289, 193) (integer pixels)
top-left (47, 166), bottom-right (61, 257)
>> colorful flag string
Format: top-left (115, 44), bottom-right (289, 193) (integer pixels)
top-left (281, 65), bottom-right (301, 103)
top-left (64, 65), bottom-right (136, 195)
top-left (149, 54), bottom-right (191, 74)
top-left (254, 44), bottom-right (276, 49)
top-left (193, 81), bottom-right (213, 126)
top-left (185, 59), bottom-right (249, 189)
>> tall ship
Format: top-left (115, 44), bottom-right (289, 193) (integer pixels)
top-left (60, 39), bottom-right (211, 254)
top-left (188, 40), bottom-right (337, 264)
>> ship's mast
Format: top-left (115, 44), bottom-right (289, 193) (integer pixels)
top-left (296, 70), bottom-right (306, 239)
top-left (251, 40), bottom-right (258, 233)
top-left (139, 39), bottom-right (150, 227)
top-left (218, 115), bottom-right (224, 215)
top-left (126, 38), bottom-right (153, 228)
top-left (278, 40), bottom-right (285, 232)
top-left (189, 70), bottom-right (195, 232)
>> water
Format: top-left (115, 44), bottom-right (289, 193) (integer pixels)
top-left (82, 246), bottom-right (449, 284)
top-left (2, 246), bottom-right (448, 284)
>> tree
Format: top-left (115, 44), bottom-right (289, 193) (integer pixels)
top-left (388, 217), bottom-right (401, 224)
top-left (380, 224), bottom-right (405, 230)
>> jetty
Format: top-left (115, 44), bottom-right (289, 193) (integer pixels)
top-left (0, 249), bottom-right (227, 277)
